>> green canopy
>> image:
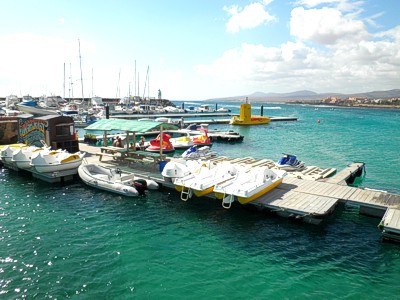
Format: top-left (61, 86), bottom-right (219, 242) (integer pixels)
top-left (84, 119), bottom-right (179, 132)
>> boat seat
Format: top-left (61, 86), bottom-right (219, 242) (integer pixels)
top-left (120, 174), bottom-right (136, 182)
top-left (91, 174), bottom-right (109, 181)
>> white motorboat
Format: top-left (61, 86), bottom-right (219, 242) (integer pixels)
top-left (78, 164), bottom-right (159, 196)
top-left (16, 95), bottom-right (59, 116)
top-left (11, 146), bottom-right (51, 169)
top-left (58, 103), bottom-right (79, 117)
top-left (173, 162), bottom-right (238, 200)
top-left (181, 145), bottom-right (217, 159)
top-left (154, 117), bottom-right (179, 125)
top-left (30, 151), bottom-right (86, 173)
top-left (275, 154), bottom-right (306, 171)
top-left (214, 166), bottom-right (287, 209)
top-left (216, 107), bottom-right (231, 112)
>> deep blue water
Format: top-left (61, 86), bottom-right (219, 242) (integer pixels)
top-left (1, 102), bottom-right (400, 299)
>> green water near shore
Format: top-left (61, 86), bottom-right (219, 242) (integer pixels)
top-left (1, 103), bottom-right (400, 299)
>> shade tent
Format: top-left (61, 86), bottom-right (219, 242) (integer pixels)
top-left (84, 119), bottom-right (178, 132)
top-left (84, 119), bottom-right (179, 153)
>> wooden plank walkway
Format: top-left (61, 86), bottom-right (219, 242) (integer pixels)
top-left (252, 188), bottom-right (339, 224)
top-left (77, 144), bottom-right (400, 241)
top-left (379, 208), bottom-right (400, 242)
top-left (325, 162), bottom-right (364, 185)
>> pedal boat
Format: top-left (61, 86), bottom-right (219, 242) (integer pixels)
top-left (213, 166), bottom-right (287, 208)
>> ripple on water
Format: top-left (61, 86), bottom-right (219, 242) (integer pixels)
top-left (2, 104), bottom-right (400, 298)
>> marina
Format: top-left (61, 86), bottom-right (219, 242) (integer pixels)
top-left (1, 1), bottom-right (399, 297)
top-left (3, 140), bottom-right (399, 241)
top-left (76, 147), bottom-right (400, 233)
top-left (1, 101), bottom-right (400, 299)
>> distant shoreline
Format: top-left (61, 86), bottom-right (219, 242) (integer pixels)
top-left (288, 102), bottom-right (400, 109)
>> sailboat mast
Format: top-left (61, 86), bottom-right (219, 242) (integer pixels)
top-left (91, 68), bottom-right (93, 97)
top-left (78, 39), bottom-right (84, 103)
top-left (142, 65), bottom-right (149, 100)
top-left (134, 60), bottom-right (136, 97)
top-left (116, 69), bottom-right (121, 98)
top-left (63, 62), bottom-right (65, 98)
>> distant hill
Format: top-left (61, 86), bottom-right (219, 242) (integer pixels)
top-left (207, 89), bottom-right (400, 102)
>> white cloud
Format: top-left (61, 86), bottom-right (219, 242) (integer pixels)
top-left (295, 0), bottom-right (362, 11)
top-left (195, 22), bottom-right (400, 95)
top-left (224, 1), bottom-right (276, 33)
top-left (290, 6), bottom-right (367, 45)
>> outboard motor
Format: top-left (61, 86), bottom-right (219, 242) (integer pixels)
top-left (133, 179), bottom-right (148, 196)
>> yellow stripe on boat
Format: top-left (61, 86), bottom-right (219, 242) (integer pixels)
top-left (193, 186), bottom-right (214, 197)
top-left (214, 191), bottom-right (224, 200)
top-left (237, 178), bottom-right (283, 204)
top-left (60, 154), bottom-right (80, 164)
top-left (0, 143), bottom-right (27, 150)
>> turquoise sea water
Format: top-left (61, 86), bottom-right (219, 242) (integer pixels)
top-left (1, 102), bottom-right (400, 299)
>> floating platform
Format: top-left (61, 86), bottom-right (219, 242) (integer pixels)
top-left (110, 113), bottom-right (298, 124)
top-left (379, 208), bottom-right (400, 242)
top-left (4, 142), bottom-right (400, 244)
top-left (1, 161), bottom-right (78, 183)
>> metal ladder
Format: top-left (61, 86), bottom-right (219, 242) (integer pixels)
top-left (222, 193), bottom-right (234, 209)
top-left (181, 187), bottom-right (193, 201)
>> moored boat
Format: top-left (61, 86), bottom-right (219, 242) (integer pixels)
top-left (275, 154), bottom-right (305, 171)
top-left (30, 150), bottom-right (85, 173)
top-left (173, 162), bottom-right (238, 200)
top-left (11, 146), bottom-right (51, 170)
top-left (214, 166), bottom-right (287, 208)
top-left (170, 134), bottom-right (194, 150)
top-left (1, 144), bottom-right (28, 164)
top-left (161, 160), bottom-right (202, 182)
top-left (78, 164), bottom-right (159, 197)
top-left (181, 145), bottom-right (217, 159)
top-left (16, 95), bottom-right (59, 116)
top-left (229, 102), bottom-right (270, 125)
top-left (191, 130), bottom-right (212, 146)
top-left (145, 133), bottom-right (175, 153)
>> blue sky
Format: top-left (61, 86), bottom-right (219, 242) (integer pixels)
top-left (0, 0), bottom-right (399, 100)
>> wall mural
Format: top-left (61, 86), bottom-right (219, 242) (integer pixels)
top-left (18, 118), bottom-right (47, 146)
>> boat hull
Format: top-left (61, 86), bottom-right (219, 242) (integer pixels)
top-left (16, 104), bottom-right (59, 116)
top-left (237, 178), bottom-right (283, 204)
top-left (78, 164), bottom-right (139, 197)
top-left (33, 159), bottom-right (83, 173)
top-left (230, 116), bottom-right (270, 125)
top-left (193, 186), bottom-right (214, 197)
top-left (145, 147), bottom-right (175, 153)
top-left (14, 160), bottom-right (32, 170)
top-left (176, 185), bottom-right (214, 197)
top-left (30, 152), bottom-right (85, 173)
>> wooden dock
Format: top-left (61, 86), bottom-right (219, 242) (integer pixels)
top-left (379, 208), bottom-right (400, 242)
top-left (110, 113), bottom-right (298, 124)
top-left (4, 142), bottom-right (400, 243)
top-left (1, 160), bottom-right (78, 183)
top-left (325, 162), bottom-right (365, 185)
